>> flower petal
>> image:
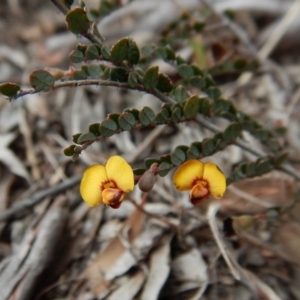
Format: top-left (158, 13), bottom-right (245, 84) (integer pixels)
top-left (173, 160), bottom-right (204, 191)
top-left (105, 155), bottom-right (134, 192)
top-left (80, 164), bottom-right (108, 207)
top-left (102, 188), bottom-right (125, 209)
top-left (190, 183), bottom-right (209, 205)
top-left (202, 162), bottom-right (226, 199)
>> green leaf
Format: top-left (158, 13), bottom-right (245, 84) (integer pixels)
top-left (189, 76), bottom-right (205, 89)
top-left (171, 147), bottom-right (187, 166)
top-left (110, 37), bottom-right (140, 65)
top-left (118, 112), bottom-right (136, 130)
top-left (199, 98), bottom-right (211, 117)
top-left (29, 70), bottom-right (55, 91)
top-left (76, 43), bottom-right (87, 54)
top-left (72, 68), bottom-right (88, 80)
top-left (187, 142), bottom-right (202, 159)
top-left (77, 132), bottom-right (97, 144)
top-left (109, 67), bottom-right (128, 82)
top-left (143, 66), bottom-right (159, 90)
top-left (108, 113), bottom-right (120, 124)
top-left (246, 162), bottom-right (257, 177)
top-left (234, 59), bottom-right (247, 70)
top-left (69, 49), bottom-right (85, 63)
top-left (212, 99), bottom-right (236, 114)
top-left (88, 123), bottom-right (101, 136)
top-left (191, 65), bottom-right (204, 76)
top-left (207, 87), bottom-right (221, 100)
top-left (154, 46), bottom-right (176, 61)
top-left (223, 123), bottom-right (241, 144)
top-left (141, 44), bottom-right (155, 57)
top-left (126, 108), bottom-right (140, 120)
top-left (72, 133), bottom-right (82, 144)
top-left (253, 129), bottom-right (270, 142)
top-left (184, 95), bottom-right (201, 119)
top-left (172, 85), bottom-right (189, 102)
top-left (0, 82), bottom-right (20, 97)
top-left (274, 153), bottom-right (288, 166)
top-left (214, 133), bottom-right (228, 150)
top-left (63, 145), bottom-right (76, 156)
top-left (128, 70), bottom-right (139, 87)
top-left (238, 163), bottom-right (249, 178)
top-left (171, 107), bottom-right (183, 123)
top-left (256, 158), bottom-right (273, 175)
top-left (202, 138), bottom-right (215, 156)
top-left (87, 64), bottom-right (105, 79)
top-left (66, 7), bottom-right (90, 34)
top-left (133, 168), bottom-right (146, 176)
top-left (176, 56), bottom-right (186, 65)
top-left (178, 64), bottom-right (194, 78)
top-left (158, 162), bottom-right (172, 177)
top-left (267, 138), bottom-right (281, 152)
top-left (241, 120), bottom-right (257, 132)
top-left (193, 21), bottom-right (205, 32)
top-left (145, 158), bottom-right (160, 169)
top-left (85, 44), bottom-right (101, 60)
top-left (127, 38), bottom-right (140, 64)
top-left (101, 45), bottom-right (110, 59)
top-left (156, 73), bottom-right (173, 93)
top-left (99, 119), bottom-right (118, 137)
top-left (156, 112), bottom-right (168, 125)
top-left (160, 154), bottom-right (172, 164)
top-left (139, 106), bottom-right (155, 126)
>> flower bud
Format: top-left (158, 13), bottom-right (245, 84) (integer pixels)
top-left (138, 170), bottom-right (156, 192)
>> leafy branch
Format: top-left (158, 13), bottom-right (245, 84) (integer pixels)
top-left (0, 2), bottom-right (299, 185)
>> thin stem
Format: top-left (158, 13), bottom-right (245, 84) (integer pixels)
top-left (49, 0), bottom-right (69, 15)
top-left (12, 80), bottom-right (146, 100)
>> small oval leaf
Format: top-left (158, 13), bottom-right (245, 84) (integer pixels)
top-left (158, 162), bottom-right (172, 177)
top-left (156, 73), bottom-right (173, 93)
top-left (85, 44), bottom-right (101, 60)
top-left (110, 37), bottom-right (140, 65)
top-left (139, 106), bottom-right (155, 126)
top-left (66, 7), bottom-right (90, 34)
top-left (109, 67), bottom-right (128, 82)
top-left (184, 95), bottom-right (201, 119)
top-left (187, 142), bottom-right (202, 159)
top-left (29, 70), bottom-right (55, 91)
top-left (118, 112), bottom-right (136, 131)
top-left (69, 49), bottom-right (85, 63)
top-left (223, 123), bottom-right (241, 144)
top-left (178, 64), bottom-right (194, 78)
top-left (88, 123), bottom-right (101, 136)
top-left (144, 158), bottom-right (160, 169)
top-left (77, 132), bottom-right (97, 144)
top-left (0, 82), bottom-right (20, 97)
top-left (171, 147), bottom-right (186, 166)
top-left (64, 145), bottom-right (76, 156)
top-left (202, 138), bottom-right (215, 156)
top-left (172, 85), bottom-right (189, 102)
top-left (99, 119), bottom-right (118, 137)
top-left (143, 66), bottom-right (159, 90)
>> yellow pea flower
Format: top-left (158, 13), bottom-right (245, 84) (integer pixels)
top-left (173, 160), bottom-right (226, 205)
top-left (80, 155), bottom-right (134, 209)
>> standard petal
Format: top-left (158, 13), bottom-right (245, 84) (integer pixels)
top-left (105, 155), bottom-right (134, 192)
top-left (80, 164), bottom-right (108, 207)
top-left (173, 160), bottom-right (204, 191)
top-left (202, 162), bottom-right (226, 199)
